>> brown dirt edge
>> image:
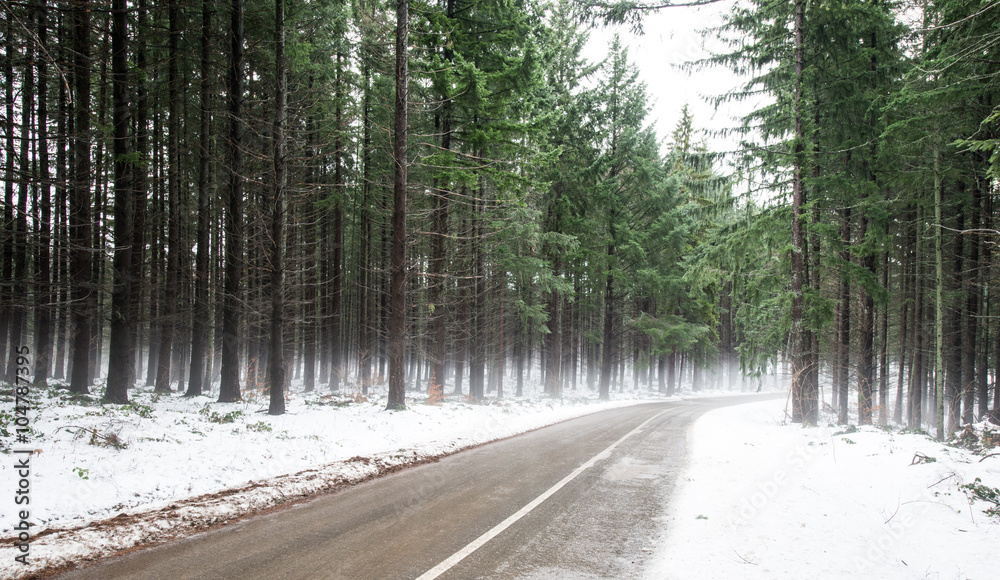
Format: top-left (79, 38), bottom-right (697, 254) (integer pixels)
top-left (5, 402), bottom-right (655, 580)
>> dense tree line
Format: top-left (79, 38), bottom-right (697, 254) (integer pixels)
top-left (692, 0), bottom-right (1000, 436)
top-left (0, 0), bottom-right (732, 416)
top-left (0, 0), bottom-right (997, 437)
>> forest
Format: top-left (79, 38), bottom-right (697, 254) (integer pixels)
top-left (0, 0), bottom-right (997, 438)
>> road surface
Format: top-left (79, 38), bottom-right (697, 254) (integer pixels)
top-left (57, 395), bottom-right (768, 579)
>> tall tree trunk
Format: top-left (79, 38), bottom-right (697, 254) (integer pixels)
top-left (428, 0), bottom-right (455, 403)
top-left (379, 164), bottom-right (389, 381)
top-left (894, 213), bottom-right (913, 424)
top-left (184, 0), bottom-right (212, 397)
top-left (807, 195), bottom-right (821, 408)
top-left (453, 236), bottom-right (467, 396)
top-left (32, 0), bottom-right (53, 387)
top-left (145, 132), bottom-right (163, 387)
top-left (933, 139), bottom-right (945, 440)
top-left (1, 14), bottom-right (14, 377)
top-left (836, 206), bottom-right (851, 423)
top-left (357, 67), bottom-right (373, 394)
top-left (546, 261), bottom-right (561, 397)
top-left (975, 182), bottom-right (989, 418)
top-left (515, 309), bottom-right (524, 396)
top-left (6, 16), bottom-right (33, 385)
top-left (658, 354), bottom-right (666, 394)
top-left (155, 0), bottom-right (182, 394)
top-left (219, 0), bottom-right (245, 403)
top-left (878, 252), bottom-right (889, 426)
top-left (909, 206), bottom-right (925, 429)
top-left (858, 214), bottom-right (876, 426)
top-left (598, 241), bottom-right (614, 401)
top-left (105, 0), bottom-right (134, 403)
top-left (386, 0), bottom-right (409, 411)
top-left (268, 0), bottom-right (287, 416)
top-left (303, 103), bottom-right (319, 393)
top-left (53, 54), bottom-right (68, 382)
top-left (945, 204), bottom-right (964, 433)
top-left (186, 0), bottom-right (212, 397)
top-left (497, 269), bottom-right (505, 399)
top-left (790, 0), bottom-right (814, 424)
top-left (963, 182), bottom-right (981, 423)
top-left (994, 239), bottom-right (1000, 413)
top-left (329, 52), bottom-right (344, 392)
top-left (89, 30), bottom-right (109, 384)
top-left (129, 0), bottom-right (149, 388)
top-left (69, 0), bottom-right (93, 394)
top-left (469, 194), bottom-right (487, 402)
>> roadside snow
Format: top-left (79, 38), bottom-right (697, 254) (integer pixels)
top-left (647, 397), bottom-right (1000, 580)
top-left (0, 377), bottom-right (740, 578)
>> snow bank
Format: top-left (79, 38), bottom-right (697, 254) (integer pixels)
top-left (647, 398), bottom-right (1000, 579)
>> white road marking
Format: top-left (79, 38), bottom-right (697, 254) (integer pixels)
top-left (415, 407), bottom-right (672, 580)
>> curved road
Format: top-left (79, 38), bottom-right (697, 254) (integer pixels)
top-left (57, 395), bottom-right (768, 580)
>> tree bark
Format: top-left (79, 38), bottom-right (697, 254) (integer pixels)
top-left (878, 252), bottom-right (889, 425)
top-left (934, 138), bottom-right (945, 440)
top-left (357, 66), bottom-right (373, 394)
top-left (32, 0), bottom-right (53, 387)
top-left (268, 0), bottom-right (287, 416)
top-left (69, 0), bottom-right (93, 394)
top-left (386, 0), bottom-right (409, 411)
top-left (857, 214), bottom-right (875, 426)
top-left (329, 52), bottom-right (344, 392)
top-left (790, 0), bottom-right (814, 424)
top-left (219, 0), bottom-right (245, 403)
top-left (53, 51), bottom-right (68, 381)
top-left (836, 205), bottom-right (851, 423)
top-left (6, 15), bottom-right (32, 386)
top-left (1, 14), bottom-right (14, 377)
top-left (909, 205), bottom-right (925, 429)
top-left (186, 0), bottom-right (212, 397)
top-left (894, 213), bottom-right (913, 424)
top-left (469, 192), bottom-right (487, 402)
top-left (945, 204), bottom-right (964, 432)
top-left (105, 0), bottom-right (134, 403)
top-left (598, 241), bottom-right (615, 401)
top-left (546, 261), bottom-right (562, 397)
top-left (155, 0), bottom-right (182, 394)
top-left (128, 0), bottom-right (149, 389)
top-left (963, 182), bottom-right (981, 423)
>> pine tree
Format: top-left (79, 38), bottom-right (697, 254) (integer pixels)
top-left (219, 0), bottom-right (246, 403)
top-left (105, 0), bottom-right (134, 404)
top-left (387, 0), bottom-right (409, 411)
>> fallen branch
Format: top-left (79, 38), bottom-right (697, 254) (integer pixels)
top-left (733, 549), bottom-right (758, 566)
top-left (927, 472), bottom-right (957, 489)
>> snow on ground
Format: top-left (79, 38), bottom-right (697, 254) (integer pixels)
top-left (0, 375), bottom-right (742, 578)
top-left (648, 397), bottom-right (1000, 580)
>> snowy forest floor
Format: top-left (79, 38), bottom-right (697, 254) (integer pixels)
top-left (649, 397), bottom-right (1000, 580)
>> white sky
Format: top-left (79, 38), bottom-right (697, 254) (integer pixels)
top-left (583, 0), bottom-right (752, 157)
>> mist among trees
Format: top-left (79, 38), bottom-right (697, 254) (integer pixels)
top-left (1, 0), bottom-right (998, 437)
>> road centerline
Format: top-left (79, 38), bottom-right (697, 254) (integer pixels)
top-left (414, 406), bottom-right (672, 580)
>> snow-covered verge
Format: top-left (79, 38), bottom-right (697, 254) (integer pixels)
top-left (0, 377), bottom-right (747, 578)
top-left (648, 397), bottom-right (1000, 580)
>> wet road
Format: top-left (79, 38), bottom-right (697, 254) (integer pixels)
top-left (57, 395), bottom-right (768, 580)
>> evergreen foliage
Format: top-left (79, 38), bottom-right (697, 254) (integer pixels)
top-left (0, 0), bottom-right (996, 438)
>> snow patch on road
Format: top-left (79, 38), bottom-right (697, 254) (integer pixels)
top-left (647, 398), bottom-right (1000, 580)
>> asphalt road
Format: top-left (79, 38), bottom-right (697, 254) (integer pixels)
top-left (57, 395), bottom-right (768, 580)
